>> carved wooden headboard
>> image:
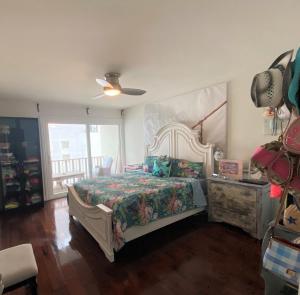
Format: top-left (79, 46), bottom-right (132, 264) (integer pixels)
top-left (146, 122), bottom-right (214, 176)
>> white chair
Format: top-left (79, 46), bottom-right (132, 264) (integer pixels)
top-left (0, 244), bottom-right (38, 294)
top-left (98, 156), bottom-right (113, 176)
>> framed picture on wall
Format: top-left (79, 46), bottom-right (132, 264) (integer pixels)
top-left (219, 159), bottom-right (243, 180)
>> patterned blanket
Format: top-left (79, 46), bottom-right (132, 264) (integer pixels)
top-left (73, 173), bottom-right (206, 250)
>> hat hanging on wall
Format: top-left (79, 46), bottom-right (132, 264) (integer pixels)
top-left (251, 49), bottom-right (294, 109)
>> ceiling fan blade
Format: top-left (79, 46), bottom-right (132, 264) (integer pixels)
top-left (91, 93), bottom-right (106, 100)
top-left (96, 79), bottom-right (113, 88)
top-left (121, 88), bottom-right (146, 96)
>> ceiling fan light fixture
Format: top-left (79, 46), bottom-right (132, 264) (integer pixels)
top-left (93, 73), bottom-right (146, 100)
top-left (103, 88), bottom-right (121, 96)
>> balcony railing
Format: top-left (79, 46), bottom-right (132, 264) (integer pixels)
top-left (51, 156), bottom-right (104, 194)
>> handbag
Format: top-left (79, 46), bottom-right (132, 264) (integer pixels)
top-left (252, 116), bottom-right (300, 189)
top-left (267, 150), bottom-right (294, 185)
top-left (251, 140), bottom-right (283, 172)
top-left (284, 117), bottom-right (300, 155)
top-left (263, 186), bottom-right (300, 287)
top-left (284, 204), bottom-right (300, 232)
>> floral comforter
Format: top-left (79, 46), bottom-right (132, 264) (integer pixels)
top-left (73, 173), bottom-right (206, 250)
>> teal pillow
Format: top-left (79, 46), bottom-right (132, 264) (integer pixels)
top-left (144, 156), bottom-right (158, 173)
top-left (289, 49), bottom-right (300, 113)
top-left (152, 158), bottom-right (172, 177)
top-left (170, 159), bottom-right (204, 178)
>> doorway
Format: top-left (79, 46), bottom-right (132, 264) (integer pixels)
top-left (46, 123), bottom-right (121, 199)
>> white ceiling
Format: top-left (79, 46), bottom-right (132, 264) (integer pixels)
top-left (0, 0), bottom-right (300, 109)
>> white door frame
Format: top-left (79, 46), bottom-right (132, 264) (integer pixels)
top-left (40, 116), bottom-right (123, 201)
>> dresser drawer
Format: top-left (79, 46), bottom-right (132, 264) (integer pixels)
top-left (209, 182), bottom-right (257, 216)
top-left (211, 206), bottom-right (256, 233)
top-left (207, 178), bottom-right (271, 239)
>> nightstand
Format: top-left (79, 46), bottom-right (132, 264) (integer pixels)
top-left (207, 177), bottom-right (272, 239)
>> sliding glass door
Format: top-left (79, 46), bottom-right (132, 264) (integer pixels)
top-left (48, 124), bottom-right (89, 197)
top-left (47, 123), bottom-right (120, 198)
top-left (89, 125), bottom-right (120, 177)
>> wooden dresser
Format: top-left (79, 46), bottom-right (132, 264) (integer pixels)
top-left (207, 177), bottom-right (272, 239)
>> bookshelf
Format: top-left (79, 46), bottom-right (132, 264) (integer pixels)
top-left (0, 117), bottom-right (44, 212)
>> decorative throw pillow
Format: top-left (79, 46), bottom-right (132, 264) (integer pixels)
top-left (144, 156), bottom-right (159, 173)
top-left (170, 159), bottom-right (204, 178)
top-left (152, 157), bottom-right (172, 177)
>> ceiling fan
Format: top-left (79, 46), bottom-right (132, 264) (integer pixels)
top-left (93, 72), bottom-right (146, 99)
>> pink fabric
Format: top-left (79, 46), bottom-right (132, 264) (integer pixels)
top-left (269, 156), bottom-right (291, 182)
top-left (251, 147), bottom-right (279, 168)
top-left (270, 184), bottom-right (283, 199)
top-left (284, 118), bottom-right (300, 154)
top-left (289, 176), bottom-right (300, 191)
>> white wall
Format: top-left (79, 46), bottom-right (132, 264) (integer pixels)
top-left (124, 104), bottom-right (145, 164)
top-left (0, 99), bottom-right (121, 120)
top-left (123, 1), bottom-right (300, 167)
top-left (0, 100), bottom-right (38, 118)
top-left (123, 73), bottom-right (291, 167)
top-left (0, 98), bottom-right (122, 200)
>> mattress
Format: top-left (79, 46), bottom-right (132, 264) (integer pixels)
top-left (73, 173), bottom-right (206, 250)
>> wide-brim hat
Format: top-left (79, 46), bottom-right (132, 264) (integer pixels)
top-left (251, 50), bottom-right (294, 108)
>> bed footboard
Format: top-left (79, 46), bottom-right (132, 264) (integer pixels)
top-left (67, 186), bottom-right (115, 262)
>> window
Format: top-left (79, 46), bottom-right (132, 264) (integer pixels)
top-left (89, 125), bottom-right (99, 133)
top-left (62, 154), bottom-right (70, 160)
top-left (48, 123), bottom-right (120, 196)
top-left (61, 140), bottom-right (70, 149)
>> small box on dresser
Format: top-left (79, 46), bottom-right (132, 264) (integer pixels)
top-left (207, 177), bottom-right (271, 239)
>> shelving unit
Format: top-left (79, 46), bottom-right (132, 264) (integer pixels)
top-left (0, 117), bottom-right (44, 212)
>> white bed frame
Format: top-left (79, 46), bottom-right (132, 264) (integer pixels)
top-left (68, 122), bottom-right (214, 262)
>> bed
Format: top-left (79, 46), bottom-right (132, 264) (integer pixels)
top-left (68, 122), bottom-right (214, 262)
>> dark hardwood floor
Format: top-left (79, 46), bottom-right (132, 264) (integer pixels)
top-left (0, 198), bottom-right (264, 295)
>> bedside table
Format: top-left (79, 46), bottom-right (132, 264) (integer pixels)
top-left (207, 177), bottom-right (271, 239)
